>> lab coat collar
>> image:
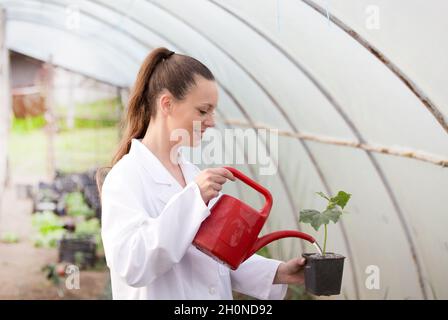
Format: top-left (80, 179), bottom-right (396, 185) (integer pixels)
top-left (129, 138), bottom-right (195, 187)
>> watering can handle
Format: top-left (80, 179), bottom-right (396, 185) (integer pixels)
top-left (223, 166), bottom-right (273, 215)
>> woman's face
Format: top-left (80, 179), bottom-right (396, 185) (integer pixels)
top-left (159, 75), bottom-right (218, 147)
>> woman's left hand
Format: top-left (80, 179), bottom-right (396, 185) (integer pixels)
top-left (273, 257), bottom-right (306, 285)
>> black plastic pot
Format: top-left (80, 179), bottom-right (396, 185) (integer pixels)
top-left (58, 235), bottom-right (96, 269)
top-left (302, 253), bottom-right (345, 296)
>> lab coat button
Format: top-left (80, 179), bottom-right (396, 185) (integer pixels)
top-left (209, 285), bottom-right (216, 295)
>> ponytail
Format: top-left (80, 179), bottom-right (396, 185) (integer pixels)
top-left (112, 47), bottom-right (173, 166)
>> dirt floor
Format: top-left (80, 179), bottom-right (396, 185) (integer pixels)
top-left (0, 179), bottom-right (110, 300)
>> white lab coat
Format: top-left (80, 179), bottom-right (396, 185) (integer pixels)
top-left (100, 138), bottom-right (288, 300)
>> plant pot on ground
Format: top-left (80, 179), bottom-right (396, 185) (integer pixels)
top-left (58, 217), bottom-right (101, 269)
top-left (58, 235), bottom-right (97, 269)
top-left (299, 191), bottom-right (351, 296)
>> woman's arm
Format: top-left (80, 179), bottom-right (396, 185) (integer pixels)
top-left (101, 171), bottom-right (210, 288)
top-left (229, 254), bottom-right (288, 300)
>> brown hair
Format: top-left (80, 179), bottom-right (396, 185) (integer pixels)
top-left (96, 47), bottom-right (215, 195)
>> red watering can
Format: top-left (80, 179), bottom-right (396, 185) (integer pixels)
top-left (193, 166), bottom-right (317, 270)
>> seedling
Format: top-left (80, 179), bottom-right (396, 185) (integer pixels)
top-left (298, 190), bottom-right (352, 296)
top-left (299, 191), bottom-right (351, 255)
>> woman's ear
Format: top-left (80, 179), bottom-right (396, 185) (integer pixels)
top-left (158, 92), bottom-right (173, 116)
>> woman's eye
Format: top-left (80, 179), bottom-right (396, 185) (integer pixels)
top-left (199, 110), bottom-right (207, 115)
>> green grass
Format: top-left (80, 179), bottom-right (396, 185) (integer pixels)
top-left (55, 97), bottom-right (121, 123)
top-left (8, 97), bottom-right (122, 176)
top-left (55, 127), bottom-right (119, 172)
top-left (1, 232), bottom-right (20, 244)
top-left (11, 98), bottom-right (121, 134)
top-left (11, 115), bottom-right (47, 132)
top-left (8, 127), bottom-right (119, 177)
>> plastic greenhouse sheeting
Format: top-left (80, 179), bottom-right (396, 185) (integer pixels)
top-left (0, 0), bottom-right (447, 299)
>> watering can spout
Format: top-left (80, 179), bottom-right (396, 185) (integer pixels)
top-left (246, 230), bottom-right (316, 260)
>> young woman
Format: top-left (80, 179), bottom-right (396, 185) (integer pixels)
top-left (99, 47), bottom-right (306, 300)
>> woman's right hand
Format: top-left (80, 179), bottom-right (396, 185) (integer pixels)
top-left (195, 167), bottom-right (235, 204)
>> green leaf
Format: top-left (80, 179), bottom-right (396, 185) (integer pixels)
top-left (75, 218), bottom-right (100, 237)
top-left (299, 190), bottom-right (352, 232)
top-left (315, 191), bottom-right (330, 201)
top-left (323, 207), bottom-right (342, 223)
top-left (31, 211), bottom-right (66, 248)
top-left (327, 202), bottom-right (337, 210)
top-left (299, 209), bottom-right (329, 231)
top-left (311, 214), bottom-right (330, 231)
top-left (331, 191), bottom-right (351, 209)
top-left (299, 209), bottom-right (320, 224)
top-left (65, 192), bottom-right (95, 218)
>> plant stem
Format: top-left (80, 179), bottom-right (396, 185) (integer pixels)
top-left (323, 224), bottom-right (327, 255)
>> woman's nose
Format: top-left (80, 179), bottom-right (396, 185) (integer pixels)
top-left (204, 113), bottom-right (216, 128)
